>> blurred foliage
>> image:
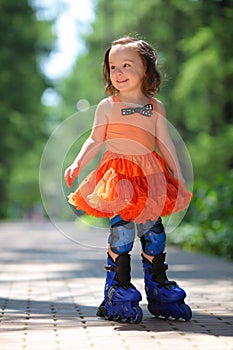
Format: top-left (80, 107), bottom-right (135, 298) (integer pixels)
top-left (1, 0), bottom-right (233, 259)
top-left (58, 0), bottom-right (233, 259)
top-left (168, 171), bottom-right (233, 260)
top-left (59, 0), bottom-right (233, 185)
top-left (0, 0), bottom-right (55, 218)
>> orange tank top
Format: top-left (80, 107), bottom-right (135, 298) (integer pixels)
top-left (105, 96), bottom-right (157, 155)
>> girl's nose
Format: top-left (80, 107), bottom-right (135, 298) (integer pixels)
top-left (115, 67), bottom-right (123, 74)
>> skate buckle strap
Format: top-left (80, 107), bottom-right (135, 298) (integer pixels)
top-left (107, 285), bottom-right (117, 305)
top-left (105, 264), bottom-right (116, 272)
top-left (105, 264), bottom-right (131, 289)
top-left (158, 280), bottom-right (178, 290)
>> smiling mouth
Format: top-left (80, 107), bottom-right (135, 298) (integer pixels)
top-left (117, 78), bottom-right (128, 83)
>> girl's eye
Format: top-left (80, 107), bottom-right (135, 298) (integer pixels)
top-left (124, 63), bottom-right (130, 67)
top-left (110, 65), bottom-right (115, 70)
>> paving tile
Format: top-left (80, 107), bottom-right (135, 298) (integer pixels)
top-left (0, 221), bottom-right (232, 350)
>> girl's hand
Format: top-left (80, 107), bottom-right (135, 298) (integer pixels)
top-left (64, 163), bottom-right (80, 188)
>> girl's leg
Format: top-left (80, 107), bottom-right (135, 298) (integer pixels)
top-left (96, 215), bottom-right (143, 323)
top-left (137, 218), bottom-right (192, 321)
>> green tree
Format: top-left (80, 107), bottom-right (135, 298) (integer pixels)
top-left (57, 0), bottom-right (233, 257)
top-left (61, 0), bottom-right (233, 179)
top-left (173, 0), bottom-right (233, 182)
top-left (0, 0), bottom-right (55, 218)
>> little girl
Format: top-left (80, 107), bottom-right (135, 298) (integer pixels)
top-left (65, 36), bottom-right (193, 323)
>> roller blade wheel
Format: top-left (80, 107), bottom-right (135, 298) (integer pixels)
top-left (96, 300), bottom-right (143, 324)
top-left (148, 301), bottom-right (192, 321)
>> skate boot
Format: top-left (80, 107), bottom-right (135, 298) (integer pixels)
top-left (97, 253), bottom-right (143, 323)
top-left (142, 253), bottom-right (192, 321)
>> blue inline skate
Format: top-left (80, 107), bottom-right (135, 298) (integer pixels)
top-left (142, 253), bottom-right (192, 321)
top-left (96, 253), bottom-right (143, 323)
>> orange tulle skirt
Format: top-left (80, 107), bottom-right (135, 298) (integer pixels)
top-left (68, 151), bottom-right (192, 223)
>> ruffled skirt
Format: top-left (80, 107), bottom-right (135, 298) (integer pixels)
top-left (68, 151), bottom-right (192, 223)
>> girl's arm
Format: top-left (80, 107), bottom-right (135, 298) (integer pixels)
top-left (155, 100), bottom-right (185, 182)
top-left (65, 100), bottom-right (109, 187)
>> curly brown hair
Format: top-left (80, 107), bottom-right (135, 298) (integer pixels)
top-left (103, 36), bottom-right (161, 97)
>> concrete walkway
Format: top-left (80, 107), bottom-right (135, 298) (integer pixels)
top-left (0, 221), bottom-right (232, 350)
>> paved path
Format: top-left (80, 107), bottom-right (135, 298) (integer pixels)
top-left (0, 221), bottom-right (232, 350)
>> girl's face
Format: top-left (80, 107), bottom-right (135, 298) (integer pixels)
top-left (109, 44), bottom-right (146, 95)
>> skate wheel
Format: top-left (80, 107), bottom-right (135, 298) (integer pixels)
top-left (114, 314), bottom-right (122, 322)
top-left (164, 313), bottom-right (170, 320)
top-left (180, 303), bottom-right (192, 321)
top-left (96, 301), bottom-right (106, 318)
top-left (100, 301), bottom-right (143, 324)
top-left (131, 305), bottom-right (143, 324)
top-left (147, 303), bottom-right (159, 318)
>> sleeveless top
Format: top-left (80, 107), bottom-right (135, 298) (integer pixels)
top-left (67, 95), bottom-right (193, 223)
top-left (105, 95), bottom-right (156, 155)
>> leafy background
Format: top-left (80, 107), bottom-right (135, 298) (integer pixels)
top-left (1, 0), bottom-right (232, 259)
